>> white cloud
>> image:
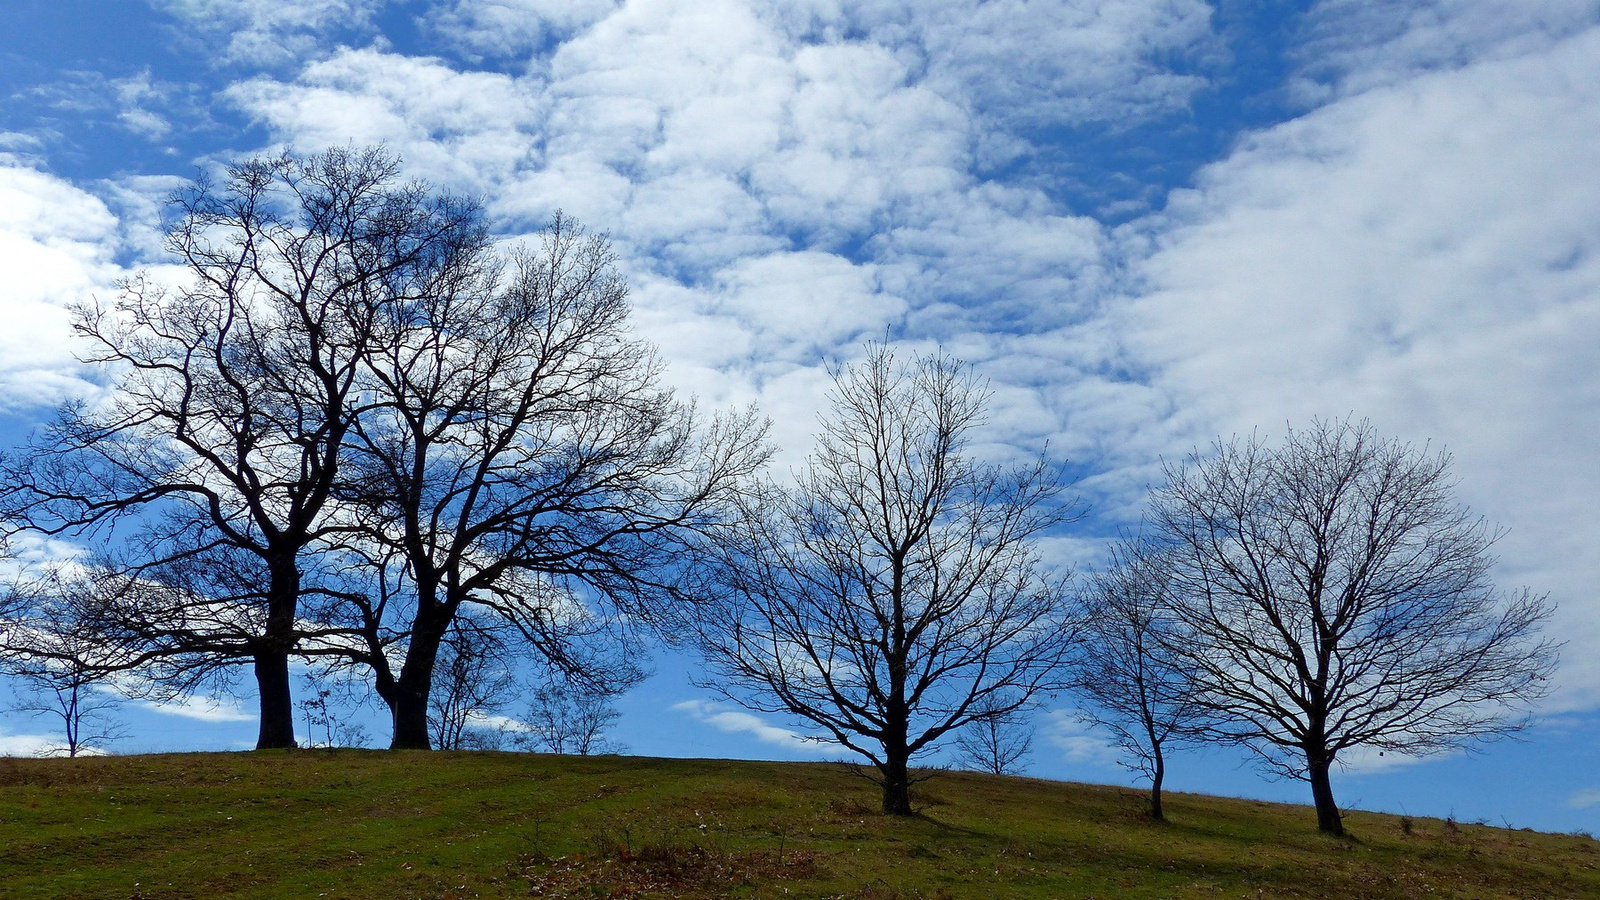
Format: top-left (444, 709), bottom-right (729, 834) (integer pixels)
top-left (219, 0), bottom-right (1153, 473)
top-left (848, 0), bottom-right (1215, 133)
top-left (1294, 0), bottom-right (1600, 101)
top-left (672, 698), bottom-right (845, 755)
top-left (425, 0), bottom-right (620, 61)
top-left (153, 0), bottom-right (393, 67)
top-left (1569, 788), bottom-right (1600, 809)
top-left (0, 732), bottom-right (110, 757)
top-left (226, 49), bottom-right (545, 194)
top-left (110, 70), bottom-right (174, 140)
top-left (0, 163), bottom-right (122, 408)
top-left (1120, 25), bottom-right (1600, 707)
top-left (130, 695), bottom-right (256, 723)
top-left (0, 733), bottom-right (58, 756)
top-left (1044, 709), bottom-right (1124, 767)
top-left (1336, 745), bottom-right (1439, 775)
top-left (710, 251), bottom-right (901, 352)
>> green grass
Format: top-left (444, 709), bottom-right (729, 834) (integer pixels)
top-left (1, 751), bottom-right (1595, 899)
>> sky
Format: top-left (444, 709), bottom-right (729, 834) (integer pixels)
top-left (1, 0), bottom-right (1598, 834)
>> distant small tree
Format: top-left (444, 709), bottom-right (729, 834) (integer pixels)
top-left (1150, 419), bottom-right (1558, 835)
top-left (427, 619), bottom-right (515, 751)
top-left (0, 571), bottom-right (128, 757)
top-left (953, 704), bottom-right (1034, 776)
top-left (295, 673), bottom-right (370, 749)
top-left (1067, 536), bottom-right (1210, 820)
top-left (516, 679), bottom-right (625, 755)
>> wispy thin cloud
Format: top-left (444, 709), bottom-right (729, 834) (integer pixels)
top-left (1044, 709), bottom-right (1122, 767)
top-left (129, 695), bottom-right (256, 724)
top-left (1569, 788), bottom-right (1600, 810)
top-left (672, 699), bottom-right (843, 756)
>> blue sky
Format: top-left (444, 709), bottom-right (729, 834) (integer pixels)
top-left (3, 0), bottom-right (1599, 834)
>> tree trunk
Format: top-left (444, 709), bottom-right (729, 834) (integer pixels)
top-left (1149, 743), bottom-right (1165, 821)
top-left (881, 752), bottom-right (914, 816)
top-left (254, 556), bottom-right (302, 749)
top-left (1307, 750), bottom-right (1343, 835)
top-left (388, 605), bottom-right (451, 750)
top-left (253, 647), bottom-right (297, 749)
top-left (389, 674), bottom-right (433, 749)
top-left (881, 716), bottom-right (914, 815)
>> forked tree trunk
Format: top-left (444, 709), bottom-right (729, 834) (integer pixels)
top-left (387, 605), bottom-right (452, 750)
top-left (1307, 750), bottom-right (1343, 835)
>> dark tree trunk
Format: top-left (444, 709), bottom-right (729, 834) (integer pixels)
top-left (389, 673), bottom-right (434, 749)
top-left (881, 719), bottom-right (914, 815)
top-left (253, 647), bottom-right (296, 749)
top-left (1307, 750), bottom-right (1343, 835)
top-left (387, 601), bottom-right (451, 750)
top-left (881, 752), bottom-right (913, 816)
top-left (254, 560), bottom-right (302, 749)
top-left (1149, 742), bottom-right (1165, 821)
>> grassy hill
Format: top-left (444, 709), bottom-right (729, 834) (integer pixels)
top-left (0, 751), bottom-right (1595, 899)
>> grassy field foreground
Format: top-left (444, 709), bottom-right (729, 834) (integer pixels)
top-left (1, 751), bottom-right (1596, 899)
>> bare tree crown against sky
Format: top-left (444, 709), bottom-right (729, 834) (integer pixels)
top-left (691, 343), bottom-right (1078, 815)
top-left (1149, 419), bottom-right (1557, 835)
top-left (332, 211), bottom-right (770, 749)
top-left (1068, 536), bottom-right (1213, 821)
top-left (0, 569), bottom-right (129, 757)
top-left (0, 147), bottom-right (485, 749)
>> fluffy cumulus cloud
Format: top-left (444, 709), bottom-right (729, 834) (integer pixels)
top-left (216, 12), bottom-right (1600, 709)
top-left (1043, 709), bottom-right (1123, 767)
top-left (220, 0), bottom-right (1157, 459)
top-left (0, 161), bottom-right (124, 408)
top-left (836, 0), bottom-right (1215, 134)
top-left (0, 732), bottom-right (74, 757)
top-left (225, 50), bottom-right (545, 189)
top-left (1123, 21), bottom-right (1600, 707)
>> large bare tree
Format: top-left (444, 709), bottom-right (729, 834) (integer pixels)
top-left (0, 147), bottom-right (485, 748)
top-left (333, 215), bottom-right (769, 748)
top-left (1149, 419), bottom-right (1558, 835)
top-left (692, 344), bottom-right (1078, 815)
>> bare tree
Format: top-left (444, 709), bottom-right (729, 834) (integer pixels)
top-left (427, 618), bottom-right (515, 751)
top-left (1149, 419), bottom-right (1558, 835)
top-left (1067, 536), bottom-right (1211, 820)
top-left (0, 147), bottom-right (485, 748)
top-left (515, 678), bottom-right (625, 755)
top-left (296, 673), bottom-right (371, 749)
top-left (0, 571), bottom-right (128, 757)
top-left (335, 214), bottom-right (768, 748)
top-left (691, 344), bottom-right (1079, 815)
top-left (953, 703), bottom-right (1034, 776)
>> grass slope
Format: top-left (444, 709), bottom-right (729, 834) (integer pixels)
top-left (0, 751), bottom-right (1595, 899)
